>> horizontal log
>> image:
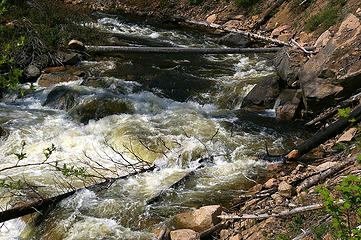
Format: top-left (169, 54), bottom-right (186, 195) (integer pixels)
top-left (85, 46), bottom-right (315, 55)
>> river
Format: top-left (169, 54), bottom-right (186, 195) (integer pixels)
top-left (0, 14), bottom-right (306, 239)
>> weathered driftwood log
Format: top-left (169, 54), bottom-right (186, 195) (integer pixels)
top-left (85, 46), bottom-right (315, 55)
top-left (218, 201), bottom-right (338, 220)
top-left (0, 166), bottom-right (156, 223)
top-left (284, 105), bottom-right (361, 161)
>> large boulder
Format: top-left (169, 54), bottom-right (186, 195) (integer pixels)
top-left (241, 75), bottom-right (280, 111)
top-left (275, 89), bottom-right (302, 120)
top-left (170, 229), bottom-right (200, 240)
top-left (174, 205), bottom-right (222, 232)
top-left (217, 33), bottom-right (249, 47)
top-left (42, 85), bottom-right (90, 110)
top-left (298, 13), bottom-right (361, 114)
top-left (68, 95), bottom-right (134, 124)
top-left (273, 48), bottom-right (308, 87)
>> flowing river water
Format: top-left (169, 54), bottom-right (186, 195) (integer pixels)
top-left (0, 14), bottom-right (307, 239)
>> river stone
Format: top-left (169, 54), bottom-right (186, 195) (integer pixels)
top-left (43, 85), bottom-right (91, 110)
top-left (217, 33), bottom-right (249, 47)
top-left (170, 229), bottom-right (200, 240)
top-left (241, 75), bottom-right (280, 111)
top-left (264, 178), bottom-right (277, 189)
top-left (174, 205), bottom-right (222, 232)
top-left (24, 64), bottom-right (41, 81)
top-left (68, 95), bottom-right (134, 124)
top-left (0, 126), bottom-right (9, 140)
top-left (278, 181), bottom-right (294, 198)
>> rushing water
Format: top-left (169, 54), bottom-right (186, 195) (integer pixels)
top-left (0, 14), bottom-right (306, 239)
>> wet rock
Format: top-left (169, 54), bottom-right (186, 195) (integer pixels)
top-left (174, 205), bottom-right (222, 232)
top-left (57, 51), bottom-right (81, 65)
top-left (275, 89), bottom-right (302, 120)
top-left (298, 14), bottom-right (361, 114)
top-left (218, 33), bottom-right (249, 47)
top-left (278, 181), bottom-right (294, 198)
top-left (37, 72), bottom-right (78, 87)
top-left (0, 126), bottom-right (9, 140)
top-left (241, 75), bottom-right (280, 111)
top-left (170, 229), bottom-right (200, 240)
top-left (24, 64), bottom-right (41, 81)
top-left (68, 95), bottom-right (134, 124)
top-left (273, 48), bottom-right (308, 87)
top-left (264, 178), bottom-right (277, 189)
top-left (43, 85), bottom-right (86, 110)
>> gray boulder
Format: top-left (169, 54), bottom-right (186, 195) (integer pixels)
top-left (218, 33), bottom-right (249, 47)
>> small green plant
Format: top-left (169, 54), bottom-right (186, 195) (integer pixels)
top-left (0, 179), bottom-right (23, 190)
top-left (317, 174), bottom-right (361, 239)
top-left (0, 0), bottom-right (6, 15)
top-left (55, 162), bottom-right (89, 178)
top-left (311, 222), bottom-right (329, 239)
top-left (306, 7), bottom-right (338, 32)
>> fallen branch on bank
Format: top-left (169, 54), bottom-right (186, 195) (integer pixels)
top-left (297, 155), bottom-right (357, 193)
top-left (181, 18), bottom-right (291, 46)
top-left (85, 46), bottom-right (315, 55)
top-left (200, 222), bottom-right (228, 239)
top-left (284, 105), bottom-right (361, 161)
top-left (219, 201), bottom-right (341, 220)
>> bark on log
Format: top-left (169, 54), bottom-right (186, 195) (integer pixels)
top-left (0, 166), bottom-right (156, 223)
top-left (283, 105), bottom-right (361, 161)
top-left (85, 46), bottom-right (315, 55)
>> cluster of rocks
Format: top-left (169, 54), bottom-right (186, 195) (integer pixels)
top-left (241, 12), bottom-right (361, 121)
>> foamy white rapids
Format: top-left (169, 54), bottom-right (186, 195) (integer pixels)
top-left (0, 14), bottom-right (301, 239)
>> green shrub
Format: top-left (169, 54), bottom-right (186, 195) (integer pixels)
top-left (317, 174), bottom-right (361, 239)
top-left (306, 7), bottom-right (338, 32)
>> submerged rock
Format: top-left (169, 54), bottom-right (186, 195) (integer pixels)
top-left (68, 95), bottom-right (134, 124)
top-left (174, 205), bottom-right (222, 232)
top-left (241, 75), bottom-right (280, 111)
top-left (0, 126), bottom-right (9, 140)
top-left (42, 85), bottom-right (89, 110)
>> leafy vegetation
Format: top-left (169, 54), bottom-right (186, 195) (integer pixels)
top-left (306, 0), bottom-right (348, 32)
top-left (317, 174), bottom-right (361, 239)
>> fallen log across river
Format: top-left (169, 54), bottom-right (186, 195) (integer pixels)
top-left (85, 46), bottom-right (316, 55)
